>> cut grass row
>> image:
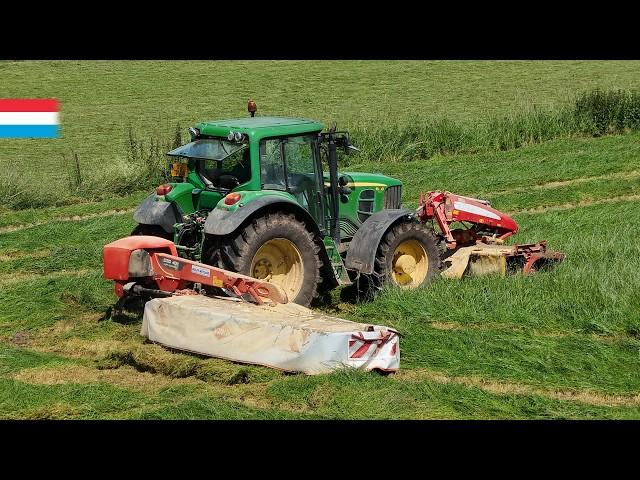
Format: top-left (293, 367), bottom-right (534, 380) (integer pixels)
top-left (1, 135), bottom-right (639, 418)
top-left (492, 174), bottom-right (640, 213)
top-left (0, 181), bottom-right (636, 278)
top-left (0, 132), bottom-right (637, 233)
top-left (3, 342), bottom-right (640, 419)
top-left (0, 191), bottom-right (146, 230)
top-left (1, 198), bottom-right (638, 402)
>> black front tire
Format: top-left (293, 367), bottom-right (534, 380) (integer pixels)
top-left (371, 220), bottom-right (441, 290)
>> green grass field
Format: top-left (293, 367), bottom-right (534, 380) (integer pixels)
top-left (2, 60), bottom-right (640, 191)
top-left (1, 61), bottom-right (640, 419)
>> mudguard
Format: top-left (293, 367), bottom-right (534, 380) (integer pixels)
top-left (344, 208), bottom-right (415, 274)
top-left (204, 195), bottom-right (319, 236)
top-left (133, 194), bottom-right (183, 233)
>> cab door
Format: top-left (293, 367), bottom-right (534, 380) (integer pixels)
top-left (283, 135), bottom-right (326, 230)
top-left (259, 134), bottom-right (327, 234)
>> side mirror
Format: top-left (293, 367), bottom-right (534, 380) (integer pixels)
top-left (338, 176), bottom-right (352, 196)
top-left (342, 134), bottom-right (359, 155)
top-left (345, 144), bottom-right (360, 155)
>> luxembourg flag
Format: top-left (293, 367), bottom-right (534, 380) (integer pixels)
top-left (0, 99), bottom-right (59, 138)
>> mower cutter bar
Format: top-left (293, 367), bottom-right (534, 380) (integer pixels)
top-left (151, 252), bottom-right (288, 304)
top-left (511, 241), bottom-right (566, 274)
top-left (103, 236), bottom-right (288, 305)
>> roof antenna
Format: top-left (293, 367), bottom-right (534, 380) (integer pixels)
top-left (248, 100), bottom-right (257, 118)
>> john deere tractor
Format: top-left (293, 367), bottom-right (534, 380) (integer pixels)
top-left (131, 102), bottom-right (441, 306)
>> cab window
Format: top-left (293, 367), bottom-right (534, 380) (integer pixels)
top-left (198, 148), bottom-right (251, 190)
top-left (283, 136), bottom-right (317, 209)
top-left (260, 139), bottom-right (286, 190)
top-left (260, 135), bottom-right (322, 224)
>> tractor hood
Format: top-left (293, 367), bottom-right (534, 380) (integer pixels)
top-left (325, 171), bottom-right (402, 189)
top-left (341, 172), bottom-right (402, 188)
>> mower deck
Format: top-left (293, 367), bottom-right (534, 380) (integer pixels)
top-left (142, 295), bottom-right (400, 374)
top-left (441, 241), bottom-right (565, 278)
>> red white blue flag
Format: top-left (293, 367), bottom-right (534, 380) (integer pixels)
top-left (0, 99), bottom-right (59, 138)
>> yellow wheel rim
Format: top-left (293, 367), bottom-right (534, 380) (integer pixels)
top-left (250, 238), bottom-right (304, 300)
top-left (391, 239), bottom-right (428, 287)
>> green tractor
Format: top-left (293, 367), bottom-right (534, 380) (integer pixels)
top-left (132, 102), bottom-right (441, 306)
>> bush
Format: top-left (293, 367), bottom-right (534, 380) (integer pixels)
top-left (0, 170), bottom-right (58, 210)
top-left (574, 89), bottom-right (640, 136)
top-left (63, 124), bottom-right (183, 201)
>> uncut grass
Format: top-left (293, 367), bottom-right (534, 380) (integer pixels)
top-left (349, 133), bottom-right (640, 207)
top-left (0, 214), bottom-right (136, 275)
top-left (0, 345), bottom-right (141, 419)
top-left (348, 200), bottom-right (640, 395)
top-left (0, 272), bottom-right (112, 335)
top-left (399, 328), bottom-right (640, 395)
top-left (3, 60), bottom-right (639, 178)
top-left (354, 200), bottom-right (640, 336)
top-left (0, 379), bottom-right (148, 419)
top-left (2, 61), bottom-right (640, 209)
top-left (132, 396), bottom-right (307, 420)
top-left (0, 343), bottom-right (74, 375)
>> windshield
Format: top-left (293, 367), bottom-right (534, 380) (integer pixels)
top-left (167, 138), bottom-right (247, 161)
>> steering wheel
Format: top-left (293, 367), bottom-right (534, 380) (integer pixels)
top-left (218, 174), bottom-right (240, 189)
top-left (287, 173), bottom-right (314, 194)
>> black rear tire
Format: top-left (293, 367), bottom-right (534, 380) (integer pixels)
top-left (131, 224), bottom-right (173, 241)
top-left (203, 213), bottom-right (323, 307)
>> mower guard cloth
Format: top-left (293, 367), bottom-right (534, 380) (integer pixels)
top-left (141, 295), bottom-right (400, 374)
top-left (441, 244), bottom-right (514, 278)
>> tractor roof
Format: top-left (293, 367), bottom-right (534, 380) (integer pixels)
top-left (196, 116), bottom-right (325, 140)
